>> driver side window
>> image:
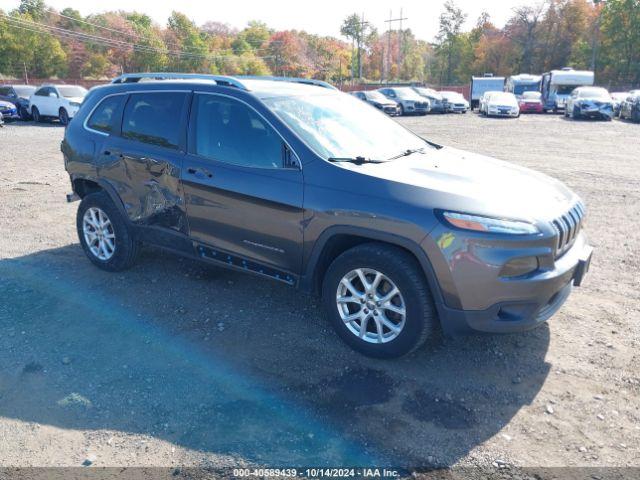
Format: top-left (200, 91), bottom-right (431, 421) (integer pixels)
top-left (191, 94), bottom-right (285, 169)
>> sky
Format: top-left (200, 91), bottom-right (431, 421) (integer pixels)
top-left (0, 0), bottom-right (526, 42)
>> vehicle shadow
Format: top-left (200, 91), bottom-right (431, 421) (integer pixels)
top-left (0, 244), bottom-right (551, 468)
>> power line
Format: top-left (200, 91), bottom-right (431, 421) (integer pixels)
top-left (0, 14), bottom-right (275, 62)
top-left (47, 9), bottom-right (277, 55)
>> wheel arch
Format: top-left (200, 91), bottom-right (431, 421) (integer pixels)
top-left (71, 175), bottom-right (129, 221)
top-left (301, 226), bottom-right (446, 314)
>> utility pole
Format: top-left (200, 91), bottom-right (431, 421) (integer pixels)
top-left (23, 62), bottom-right (28, 84)
top-left (356, 13), bottom-right (369, 80)
top-left (384, 9), bottom-right (408, 82)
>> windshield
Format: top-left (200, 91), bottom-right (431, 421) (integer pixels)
top-left (14, 86), bottom-right (36, 97)
top-left (365, 90), bottom-right (390, 102)
top-left (414, 88), bottom-right (439, 98)
top-left (262, 92), bottom-right (427, 161)
top-left (513, 83), bottom-right (540, 95)
top-left (578, 88), bottom-right (610, 99)
top-left (57, 86), bottom-right (88, 98)
top-left (522, 91), bottom-right (541, 100)
top-left (556, 85), bottom-right (578, 95)
top-left (394, 88), bottom-right (422, 101)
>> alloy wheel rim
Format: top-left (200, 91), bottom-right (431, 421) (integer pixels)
top-left (336, 268), bottom-right (406, 344)
top-left (82, 207), bottom-right (115, 261)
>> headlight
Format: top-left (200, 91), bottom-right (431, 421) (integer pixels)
top-left (69, 101), bottom-right (81, 107)
top-left (442, 211), bottom-right (539, 235)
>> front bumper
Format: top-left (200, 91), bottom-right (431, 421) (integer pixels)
top-left (423, 229), bottom-right (593, 336)
top-left (488, 109), bottom-right (519, 117)
top-left (0, 108), bottom-right (19, 120)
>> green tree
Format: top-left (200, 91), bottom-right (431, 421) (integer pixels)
top-left (434, 0), bottom-right (467, 84)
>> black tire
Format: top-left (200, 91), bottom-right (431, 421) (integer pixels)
top-left (399, 104), bottom-right (405, 116)
top-left (321, 243), bottom-right (438, 358)
top-left (59, 108), bottom-right (69, 126)
top-left (572, 106), bottom-right (581, 120)
top-left (18, 106), bottom-right (30, 121)
top-left (32, 107), bottom-right (41, 123)
top-left (76, 191), bottom-right (140, 272)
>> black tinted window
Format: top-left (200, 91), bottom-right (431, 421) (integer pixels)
top-left (122, 92), bottom-right (186, 149)
top-left (35, 88), bottom-right (48, 97)
top-left (192, 94), bottom-right (283, 169)
top-left (0, 87), bottom-right (10, 96)
top-left (87, 95), bottom-right (124, 134)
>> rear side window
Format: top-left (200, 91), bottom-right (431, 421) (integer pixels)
top-left (190, 94), bottom-right (283, 169)
top-left (122, 92), bottom-right (187, 149)
top-left (0, 87), bottom-right (10, 96)
top-left (87, 95), bottom-right (124, 134)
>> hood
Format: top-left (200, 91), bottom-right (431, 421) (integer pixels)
top-left (64, 96), bottom-right (85, 104)
top-left (341, 146), bottom-right (578, 222)
top-left (578, 97), bottom-right (612, 104)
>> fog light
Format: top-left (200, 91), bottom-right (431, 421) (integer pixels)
top-left (500, 256), bottom-right (539, 278)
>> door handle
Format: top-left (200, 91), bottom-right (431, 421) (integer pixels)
top-left (187, 167), bottom-right (213, 179)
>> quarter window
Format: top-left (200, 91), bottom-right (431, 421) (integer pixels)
top-left (191, 94), bottom-right (283, 169)
top-left (122, 92), bottom-right (187, 149)
top-left (87, 95), bottom-right (125, 134)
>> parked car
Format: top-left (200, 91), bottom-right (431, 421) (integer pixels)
top-left (610, 92), bottom-right (628, 117)
top-left (565, 86), bottom-right (614, 121)
top-left (351, 90), bottom-right (400, 116)
top-left (478, 91), bottom-right (502, 115)
top-left (0, 100), bottom-right (19, 121)
top-left (483, 92), bottom-right (520, 117)
top-left (377, 87), bottom-right (430, 115)
top-left (411, 87), bottom-right (446, 113)
top-left (439, 91), bottom-right (469, 113)
top-left (29, 84), bottom-right (88, 125)
top-left (0, 84), bottom-right (36, 120)
top-left (619, 92), bottom-right (640, 122)
top-left (518, 91), bottom-right (544, 113)
top-left (63, 74), bottom-right (592, 358)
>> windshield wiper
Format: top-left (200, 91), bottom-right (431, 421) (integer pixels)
top-left (387, 147), bottom-right (426, 161)
top-left (327, 156), bottom-right (387, 165)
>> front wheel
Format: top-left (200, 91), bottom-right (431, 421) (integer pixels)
top-left (572, 106), bottom-right (581, 120)
top-left (77, 191), bottom-right (140, 271)
top-left (322, 243), bottom-right (437, 358)
top-left (32, 107), bottom-right (41, 123)
top-left (18, 106), bottom-right (30, 120)
top-left (59, 108), bottom-right (69, 126)
top-left (399, 104), bottom-right (405, 116)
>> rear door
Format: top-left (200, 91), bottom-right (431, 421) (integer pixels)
top-left (98, 91), bottom-right (191, 234)
top-left (182, 92), bottom-right (304, 279)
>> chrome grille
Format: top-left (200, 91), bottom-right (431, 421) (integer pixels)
top-left (552, 202), bottom-right (585, 257)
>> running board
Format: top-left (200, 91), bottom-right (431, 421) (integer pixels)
top-left (196, 244), bottom-right (296, 286)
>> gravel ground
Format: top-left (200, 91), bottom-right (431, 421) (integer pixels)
top-left (0, 113), bottom-right (638, 475)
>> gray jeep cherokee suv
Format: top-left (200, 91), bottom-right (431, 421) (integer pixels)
top-left (62, 74), bottom-right (593, 358)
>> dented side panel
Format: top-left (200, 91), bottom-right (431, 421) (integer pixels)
top-left (97, 136), bottom-right (189, 234)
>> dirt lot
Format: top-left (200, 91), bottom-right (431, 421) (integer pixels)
top-left (0, 113), bottom-right (639, 475)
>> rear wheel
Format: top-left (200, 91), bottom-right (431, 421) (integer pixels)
top-left (399, 104), bottom-right (405, 116)
top-left (322, 243), bottom-right (437, 358)
top-left (76, 191), bottom-right (140, 271)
